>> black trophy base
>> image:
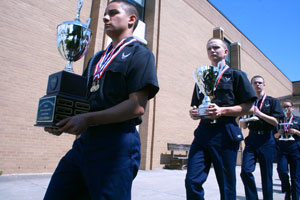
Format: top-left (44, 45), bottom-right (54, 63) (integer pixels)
top-left (35, 70), bottom-right (90, 128)
top-left (35, 93), bottom-right (90, 128)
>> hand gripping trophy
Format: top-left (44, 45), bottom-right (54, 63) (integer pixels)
top-left (239, 99), bottom-right (259, 123)
top-left (193, 61), bottom-right (223, 117)
top-left (278, 108), bottom-right (295, 141)
top-left (35, 0), bottom-right (91, 128)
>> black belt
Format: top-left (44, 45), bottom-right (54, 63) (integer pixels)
top-left (202, 117), bottom-right (236, 125)
top-left (251, 130), bottom-right (272, 135)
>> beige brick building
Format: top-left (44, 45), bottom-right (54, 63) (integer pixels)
top-left (0, 0), bottom-right (299, 174)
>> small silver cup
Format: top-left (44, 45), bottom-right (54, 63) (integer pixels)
top-left (278, 122), bottom-right (295, 141)
top-left (279, 108), bottom-right (295, 141)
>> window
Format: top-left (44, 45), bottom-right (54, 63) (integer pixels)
top-left (131, 0), bottom-right (145, 21)
top-left (224, 38), bottom-right (231, 66)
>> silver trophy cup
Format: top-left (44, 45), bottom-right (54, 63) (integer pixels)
top-left (57, 0), bottom-right (91, 73)
top-left (193, 65), bottom-right (219, 116)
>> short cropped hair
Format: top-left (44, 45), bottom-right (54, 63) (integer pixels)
top-left (109, 0), bottom-right (140, 30)
top-left (251, 75), bottom-right (265, 84)
top-left (207, 38), bottom-right (228, 50)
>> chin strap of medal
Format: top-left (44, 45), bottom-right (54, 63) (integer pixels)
top-left (90, 38), bottom-right (137, 93)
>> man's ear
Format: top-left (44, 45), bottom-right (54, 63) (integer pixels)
top-left (128, 14), bottom-right (137, 29)
top-left (224, 49), bottom-right (229, 56)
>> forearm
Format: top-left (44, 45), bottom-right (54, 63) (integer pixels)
top-left (85, 90), bottom-right (148, 126)
top-left (291, 128), bottom-right (300, 137)
top-left (221, 101), bottom-right (254, 117)
top-left (255, 111), bottom-right (278, 127)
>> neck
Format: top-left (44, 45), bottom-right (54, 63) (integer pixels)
top-left (256, 91), bottom-right (265, 98)
top-left (212, 60), bottom-right (226, 68)
top-left (287, 113), bottom-right (292, 118)
top-left (110, 31), bottom-right (133, 47)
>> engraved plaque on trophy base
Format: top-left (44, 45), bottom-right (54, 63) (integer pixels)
top-left (35, 71), bottom-right (90, 128)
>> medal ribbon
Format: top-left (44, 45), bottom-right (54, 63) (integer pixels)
top-left (214, 65), bottom-right (229, 91)
top-left (284, 114), bottom-right (293, 132)
top-left (254, 93), bottom-right (266, 111)
top-left (92, 38), bottom-right (137, 81)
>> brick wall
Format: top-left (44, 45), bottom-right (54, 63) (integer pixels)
top-left (0, 0), bottom-right (92, 174)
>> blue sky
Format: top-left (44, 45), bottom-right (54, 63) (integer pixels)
top-left (208, 0), bottom-right (300, 82)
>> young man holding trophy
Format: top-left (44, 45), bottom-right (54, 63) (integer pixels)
top-left (44, 0), bottom-right (159, 199)
top-left (185, 38), bottom-right (257, 200)
top-left (274, 101), bottom-right (300, 200)
top-left (240, 75), bottom-right (284, 200)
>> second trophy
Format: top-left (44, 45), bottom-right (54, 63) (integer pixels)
top-left (192, 63), bottom-right (220, 117)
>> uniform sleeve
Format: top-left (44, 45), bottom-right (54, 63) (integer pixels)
top-left (234, 71), bottom-right (257, 104)
top-left (270, 98), bottom-right (284, 118)
top-left (127, 49), bottom-right (159, 100)
top-left (294, 116), bottom-right (300, 131)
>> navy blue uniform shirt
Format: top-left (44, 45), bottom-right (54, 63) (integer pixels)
top-left (83, 38), bottom-right (159, 125)
top-left (292, 116), bottom-right (300, 137)
top-left (248, 96), bottom-right (284, 131)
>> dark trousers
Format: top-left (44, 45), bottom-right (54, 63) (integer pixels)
top-left (241, 130), bottom-right (275, 200)
top-left (43, 124), bottom-right (141, 200)
top-left (277, 141), bottom-right (300, 200)
top-left (185, 119), bottom-right (240, 200)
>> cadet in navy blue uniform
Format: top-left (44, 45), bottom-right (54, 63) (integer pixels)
top-left (274, 101), bottom-right (300, 200)
top-left (240, 75), bottom-right (284, 200)
top-left (185, 38), bottom-right (256, 200)
top-left (43, 1), bottom-right (159, 199)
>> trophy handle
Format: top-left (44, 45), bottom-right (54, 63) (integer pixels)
top-left (86, 18), bottom-right (91, 28)
top-left (64, 61), bottom-right (74, 73)
top-left (217, 61), bottom-right (223, 69)
top-left (193, 67), bottom-right (206, 94)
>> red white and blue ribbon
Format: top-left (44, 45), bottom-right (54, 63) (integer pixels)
top-left (284, 114), bottom-right (293, 132)
top-left (254, 93), bottom-right (267, 111)
top-left (214, 64), bottom-right (229, 91)
top-left (92, 38), bottom-right (136, 81)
